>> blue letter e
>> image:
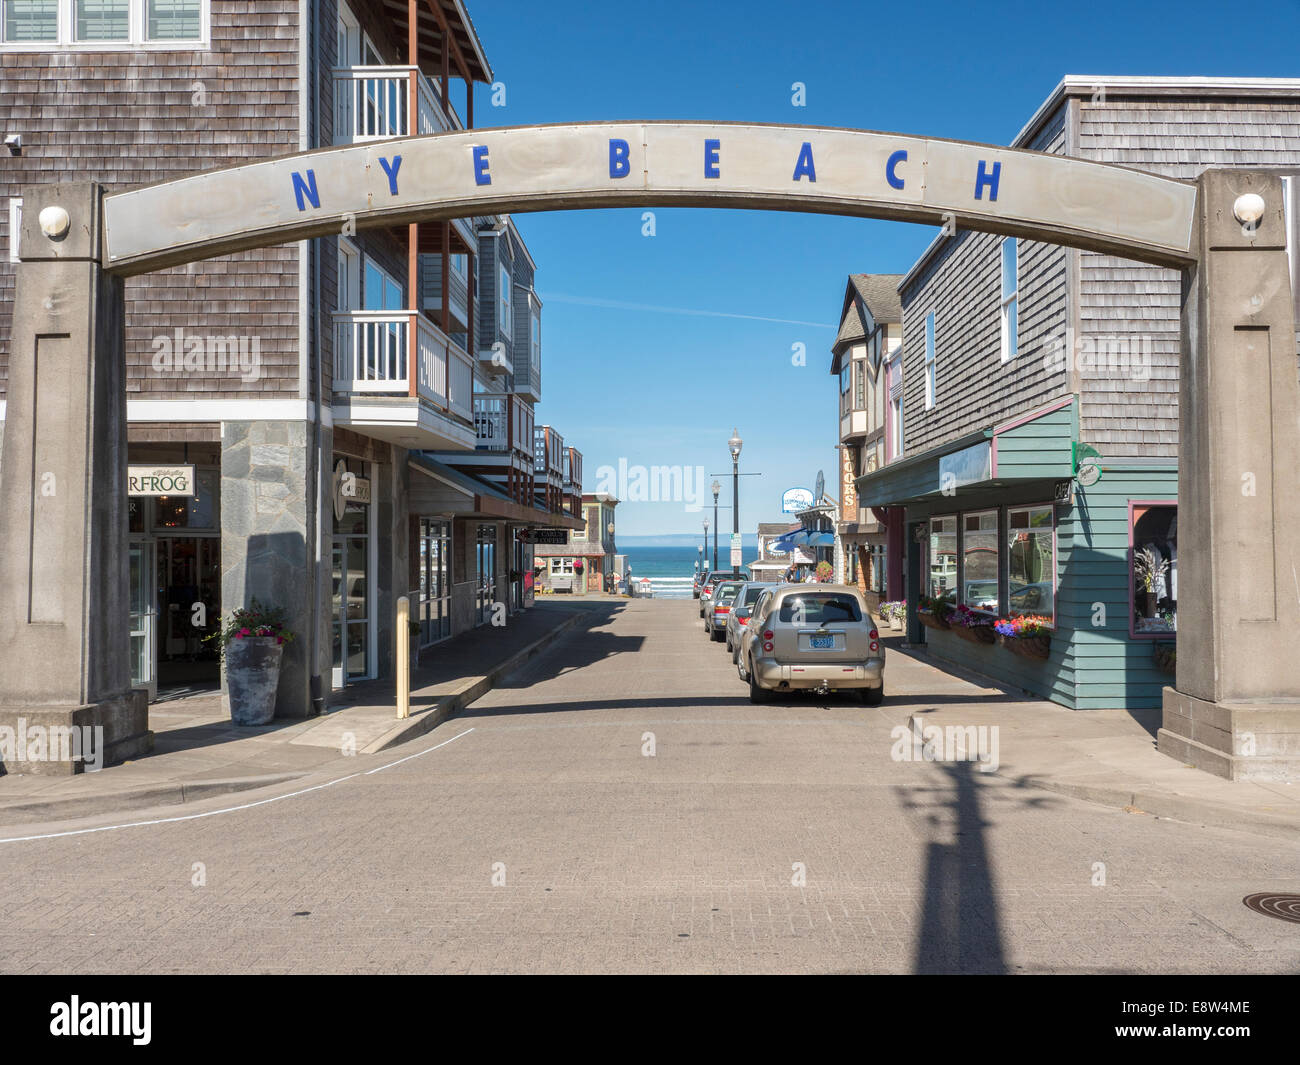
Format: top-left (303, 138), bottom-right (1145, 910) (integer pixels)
top-left (473, 145), bottom-right (491, 186)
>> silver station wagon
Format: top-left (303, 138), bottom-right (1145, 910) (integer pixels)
top-left (736, 584), bottom-right (884, 705)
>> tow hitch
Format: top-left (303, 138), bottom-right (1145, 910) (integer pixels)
top-left (814, 681), bottom-right (830, 696)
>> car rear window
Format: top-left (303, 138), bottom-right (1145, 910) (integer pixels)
top-left (740, 586), bottom-right (767, 608)
top-left (777, 593), bottom-right (862, 624)
top-left (715, 583), bottom-right (743, 602)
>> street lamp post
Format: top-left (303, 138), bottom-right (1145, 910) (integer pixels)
top-left (728, 428), bottom-right (743, 567)
top-left (607, 521), bottom-right (616, 593)
top-left (711, 479), bottom-right (720, 571)
top-left (702, 520), bottom-right (708, 576)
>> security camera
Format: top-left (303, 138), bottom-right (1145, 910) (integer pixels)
top-left (4, 134), bottom-right (20, 155)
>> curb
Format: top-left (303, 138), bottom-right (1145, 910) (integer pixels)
top-left (0, 772), bottom-right (302, 824)
top-left (1018, 775), bottom-right (1300, 843)
top-left (360, 606), bottom-right (594, 754)
top-left (903, 713), bottom-right (1300, 842)
top-left (0, 608), bottom-right (595, 826)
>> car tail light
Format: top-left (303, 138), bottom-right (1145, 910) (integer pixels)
top-left (763, 630), bottom-right (773, 641)
top-left (870, 628), bottom-right (879, 639)
top-left (763, 641), bottom-right (774, 652)
top-left (870, 640), bottom-right (879, 652)
top-left (717, 606), bottom-right (730, 613)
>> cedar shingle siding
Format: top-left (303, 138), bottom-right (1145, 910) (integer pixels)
top-left (1075, 95), bottom-right (1300, 457)
top-left (0, 2), bottom-right (303, 403)
top-left (900, 107), bottom-right (1069, 455)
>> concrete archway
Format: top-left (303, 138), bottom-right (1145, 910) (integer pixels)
top-left (2, 123), bottom-right (1296, 779)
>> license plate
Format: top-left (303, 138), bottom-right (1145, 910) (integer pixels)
top-left (810, 635), bottom-right (834, 650)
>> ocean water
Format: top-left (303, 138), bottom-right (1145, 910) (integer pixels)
top-left (621, 545), bottom-right (760, 599)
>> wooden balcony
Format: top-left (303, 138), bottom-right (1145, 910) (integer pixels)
top-left (534, 425), bottom-right (565, 513)
top-left (331, 310), bottom-right (475, 450)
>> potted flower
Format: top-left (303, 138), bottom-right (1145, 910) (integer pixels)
top-left (947, 603), bottom-right (997, 644)
top-left (1134, 545), bottom-right (1169, 619)
top-left (993, 614), bottom-right (1053, 660)
top-left (916, 594), bottom-right (953, 631)
top-left (1152, 642), bottom-right (1176, 675)
top-left (814, 560), bottom-right (834, 583)
top-left (573, 559), bottom-right (584, 575)
top-left (887, 601), bottom-right (906, 631)
top-left (207, 599), bottom-right (296, 725)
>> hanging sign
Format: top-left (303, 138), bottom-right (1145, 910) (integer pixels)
top-left (128, 465), bottom-right (195, 496)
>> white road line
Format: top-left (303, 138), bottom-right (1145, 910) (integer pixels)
top-left (0, 728), bottom-right (475, 845)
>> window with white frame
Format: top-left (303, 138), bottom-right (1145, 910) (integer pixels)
top-left (7, 197), bottom-right (21, 264)
top-left (1000, 237), bottom-right (1018, 362)
top-left (530, 305), bottom-right (540, 371)
top-left (924, 311), bottom-right (936, 410)
top-left (1, 0), bottom-right (207, 48)
top-left (498, 266), bottom-right (512, 335)
top-left (549, 557), bottom-right (574, 575)
top-left (1007, 504), bottom-right (1055, 622)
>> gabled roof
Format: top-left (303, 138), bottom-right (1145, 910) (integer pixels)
top-left (832, 273), bottom-right (904, 368)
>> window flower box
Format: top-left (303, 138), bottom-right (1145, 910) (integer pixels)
top-left (993, 614), bottom-right (1053, 660)
top-left (948, 604), bottom-right (996, 644)
top-left (1152, 643), bottom-right (1176, 675)
top-left (917, 595), bottom-right (952, 631)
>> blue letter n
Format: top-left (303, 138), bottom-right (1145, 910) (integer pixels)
top-left (291, 169), bottom-right (319, 211)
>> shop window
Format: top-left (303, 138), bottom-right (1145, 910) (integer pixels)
top-left (928, 515), bottom-right (957, 605)
top-left (1007, 505), bottom-right (1055, 621)
top-left (417, 518), bottom-right (451, 647)
top-left (961, 510), bottom-right (999, 612)
top-left (1131, 504), bottom-right (1177, 636)
top-left (153, 467), bottom-right (219, 530)
top-left (549, 558), bottom-right (574, 575)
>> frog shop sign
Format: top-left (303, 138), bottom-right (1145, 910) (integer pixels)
top-left (128, 465), bottom-right (195, 497)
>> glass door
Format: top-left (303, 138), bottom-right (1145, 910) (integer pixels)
top-left (331, 534), bottom-right (372, 688)
top-left (129, 541), bottom-right (157, 702)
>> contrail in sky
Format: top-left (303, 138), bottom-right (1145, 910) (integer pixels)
top-left (539, 292), bottom-right (834, 329)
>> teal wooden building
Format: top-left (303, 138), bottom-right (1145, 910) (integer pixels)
top-left (855, 76), bottom-right (1300, 710)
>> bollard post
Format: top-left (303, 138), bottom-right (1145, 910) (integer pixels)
top-left (396, 595), bottom-right (410, 719)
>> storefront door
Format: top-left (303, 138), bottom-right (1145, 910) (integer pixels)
top-left (128, 540), bottom-right (158, 702)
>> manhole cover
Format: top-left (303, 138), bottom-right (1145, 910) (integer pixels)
top-left (1242, 893), bottom-right (1300, 924)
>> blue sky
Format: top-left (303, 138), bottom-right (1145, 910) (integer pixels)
top-left (468, 0), bottom-right (1300, 536)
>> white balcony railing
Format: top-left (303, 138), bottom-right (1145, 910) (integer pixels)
top-left (475, 393), bottom-right (533, 456)
top-left (332, 65), bottom-right (462, 145)
top-left (334, 310), bottom-right (473, 424)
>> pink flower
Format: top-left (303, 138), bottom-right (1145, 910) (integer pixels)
top-left (239, 627), bottom-right (250, 636)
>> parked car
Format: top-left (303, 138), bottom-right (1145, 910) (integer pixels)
top-left (737, 584), bottom-right (884, 705)
top-left (692, 570), bottom-right (709, 599)
top-left (727, 582), bottom-right (775, 660)
top-left (698, 569), bottom-right (746, 617)
top-left (704, 580), bottom-right (746, 640)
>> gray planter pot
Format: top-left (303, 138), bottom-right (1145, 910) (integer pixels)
top-left (225, 636), bottom-right (284, 726)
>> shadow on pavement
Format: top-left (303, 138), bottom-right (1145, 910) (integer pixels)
top-left (899, 760), bottom-right (1009, 974)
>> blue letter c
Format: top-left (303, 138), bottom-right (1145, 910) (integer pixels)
top-left (886, 149), bottom-right (907, 191)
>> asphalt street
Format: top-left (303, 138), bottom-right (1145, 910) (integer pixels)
top-left (1, 598), bottom-right (1297, 974)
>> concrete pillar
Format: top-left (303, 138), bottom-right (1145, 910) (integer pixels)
top-left (0, 182), bottom-right (151, 774)
top-left (1159, 169), bottom-right (1300, 781)
top-left (220, 419), bottom-right (317, 718)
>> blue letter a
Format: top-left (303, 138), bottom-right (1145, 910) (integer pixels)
top-left (792, 142), bottom-right (816, 182)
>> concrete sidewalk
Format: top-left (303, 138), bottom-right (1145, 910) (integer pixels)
top-left (0, 599), bottom-right (614, 823)
top-left (882, 633), bottom-right (1300, 842)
